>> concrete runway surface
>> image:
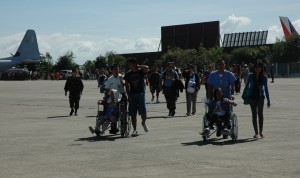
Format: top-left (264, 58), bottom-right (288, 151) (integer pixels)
top-left (0, 78), bottom-right (299, 178)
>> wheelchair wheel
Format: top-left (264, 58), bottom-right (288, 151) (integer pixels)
top-left (120, 112), bottom-right (131, 138)
top-left (126, 113), bottom-right (131, 136)
top-left (201, 114), bottom-right (209, 143)
top-left (230, 113), bottom-right (238, 142)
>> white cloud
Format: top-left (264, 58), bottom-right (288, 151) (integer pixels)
top-left (134, 38), bottom-right (160, 51)
top-left (293, 19), bottom-right (300, 34)
top-left (0, 32), bottom-right (160, 65)
top-left (1, 17), bottom-right (299, 65)
top-left (267, 25), bottom-right (283, 43)
top-left (220, 14), bottom-right (251, 34)
top-left (0, 33), bottom-right (24, 56)
top-left (266, 19), bottom-right (300, 43)
top-left (220, 15), bottom-right (300, 45)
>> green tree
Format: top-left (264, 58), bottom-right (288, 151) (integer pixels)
top-left (83, 60), bottom-right (95, 74)
top-left (256, 46), bottom-right (271, 63)
top-left (159, 47), bottom-right (186, 68)
top-left (39, 52), bottom-right (53, 73)
top-left (229, 46), bottom-right (271, 65)
top-left (158, 47), bottom-right (223, 70)
top-left (198, 46), bottom-right (224, 67)
top-left (106, 51), bottom-right (126, 68)
top-left (176, 49), bottom-right (198, 68)
top-left (94, 55), bottom-right (107, 70)
top-left (271, 34), bottom-right (300, 63)
top-left (53, 51), bottom-right (78, 71)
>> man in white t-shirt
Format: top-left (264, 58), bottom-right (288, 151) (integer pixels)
top-left (103, 64), bottom-right (125, 134)
top-left (104, 65), bottom-right (125, 98)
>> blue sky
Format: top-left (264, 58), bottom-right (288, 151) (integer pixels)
top-left (0, 0), bottom-right (299, 64)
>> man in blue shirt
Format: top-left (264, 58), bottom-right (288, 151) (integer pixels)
top-left (207, 60), bottom-right (236, 100)
top-left (206, 59), bottom-right (236, 138)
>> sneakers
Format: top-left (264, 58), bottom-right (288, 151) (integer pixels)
top-left (75, 109), bottom-right (78, 116)
top-left (186, 113), bottom-right (191, 116)
top-left (88, 126), bottom-right (95, 134)
top-left (131, 130), bottom-right (139, 137)
top-left (151, 96), bottom-right (155, 101)
top-left (141, 122), bottom-right (149, 132)
top-left (201, 128), bottom-right (210, 135)
top-left (95, 126), bottom-right (103, 135)
top-left (156, 99), bottom-right (160, 103)
top-left (253, 134), bottom-right (259, 138)
top-left (221, 128), bottom-right (230, 136)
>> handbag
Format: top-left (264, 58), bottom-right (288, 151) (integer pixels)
top-left (187, 74), bottom-right (196, 93)
top-left (242, 85), bottom-right (250, 105)
top-left (187, 80), bottom-right (196, 93)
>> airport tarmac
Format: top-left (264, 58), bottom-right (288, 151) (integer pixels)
top-left (0, 78), bottom-right (299, 178)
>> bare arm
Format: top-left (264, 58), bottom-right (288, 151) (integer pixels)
top-left (230, 82), bottom-right (235, 96)
top-left (137, 64), bottom-right (149, 73)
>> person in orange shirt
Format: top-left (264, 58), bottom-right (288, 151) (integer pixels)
top-left (55, 71), bottom-right (60, 81)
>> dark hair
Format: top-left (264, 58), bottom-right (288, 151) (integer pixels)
top-left (254, 60), bottom-right (264, 68)
top-left (253, 60), bottom-right (264, 85)
top-left (188, 64), bottom-right (194, 70)
top-left (213, 88), bottom-right (223, 100)
top-left (127, 58), bottom-right (137, 64)
top-left (166, 62), bottom-right (173, 67)
top-left (110, 64), bottom-right (118, 71)
top-left (216, 59), bottom-right (224, 65)
top-left (72, 68), bottom-right (78, 72)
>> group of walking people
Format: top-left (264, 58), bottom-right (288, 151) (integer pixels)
top-left (64, 58), bottom-right (271, 139)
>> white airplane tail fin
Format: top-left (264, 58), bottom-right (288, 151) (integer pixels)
top-left (14, 29), bottom-right (40, 60)
top-left (279, 16), bottom-right (299, 38)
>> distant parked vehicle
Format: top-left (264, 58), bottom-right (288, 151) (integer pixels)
top-left (60, 70), bottom-right (72, 79)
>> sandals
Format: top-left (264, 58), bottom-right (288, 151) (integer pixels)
top-left (259, 132), bottom-right (264, 138)
top-left (253, 132), bottom-right (264, 138)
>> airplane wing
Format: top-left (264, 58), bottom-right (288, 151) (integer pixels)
top-left (21, 59), bottom-right (40, 64)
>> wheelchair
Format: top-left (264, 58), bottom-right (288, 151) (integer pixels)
top-left (92, 94), bottom-right (131, 138)
top-left (200, 101), bottom-right (238, 143)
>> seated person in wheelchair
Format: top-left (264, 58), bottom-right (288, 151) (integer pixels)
top-left (204, 88), bottom-right (236, 137)
top-left (89, 88), bottom-right (119, 135)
